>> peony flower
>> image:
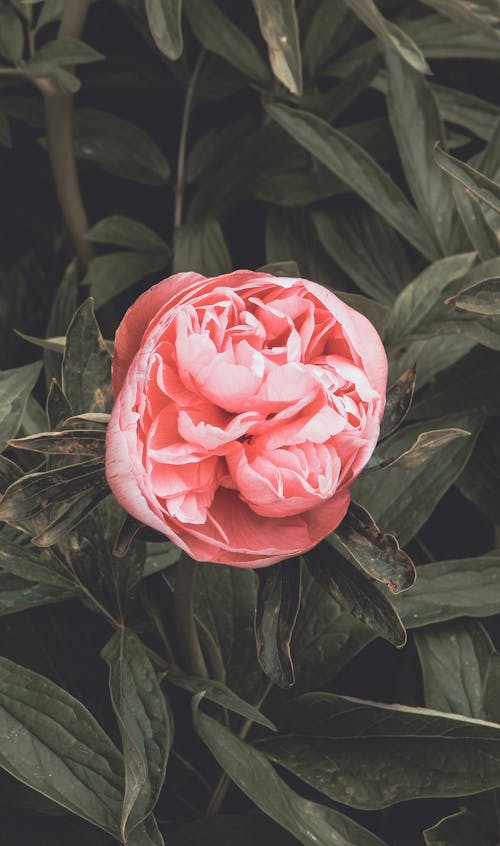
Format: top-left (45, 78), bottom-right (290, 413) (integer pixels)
top-left (105, 271), bottom-right (387, 567)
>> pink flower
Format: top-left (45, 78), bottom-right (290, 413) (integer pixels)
top-left (105, 271), bottom-right (387, 567)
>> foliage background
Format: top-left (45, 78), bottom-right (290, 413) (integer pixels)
top-left (1, 1), bottom-right (500, 845)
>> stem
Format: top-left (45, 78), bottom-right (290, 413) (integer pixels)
top-left (206, 681), bottom-right (273, 816)
top-left (174, 552), bottom-right (208, 677)
top-left (141, 584), bottom-right (181, 672)
top-left (174, 50), bottom-right (205, 229)
top-left (39, 0), bottom-right (93, 271)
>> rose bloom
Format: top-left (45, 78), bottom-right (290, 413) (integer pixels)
top-left (105, 271), bottom-right (387, 568)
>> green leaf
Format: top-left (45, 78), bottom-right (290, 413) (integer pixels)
top-left (432, 83), bottom-right (500, 141)
top-left (62, 299), bottom-right (112, 415)
top-left (173, 217), bottom-right (231, 276)
top-left (0, 362), bottom-right (42, 452)
top-left (144, 0), bottom-right (183, 60)
top-left (192, 563), bottom-right (266, 705)
top-left (379, 367), bottom-right (417, 440)
top-left (184, 0), bottom-right (271, 85)
top-left (419, 0), bottom-right (500, 42)
top-left (330, 501), bottom-right (416, 594)
top-left (424, 809), bottom-right (493, 846)
top-left (73, 108), bottom-right (170, 185)
top-left (186, 116), bottom-right (255, 183)
top-left (353, 409), bottom-right (483, 546)
top-left (344, 0), bottom-right (430, 73)
top-left (263, 692), bottom-right (500, 810)
top-left (258, 260), bottom-right (300, 277)
top-left (0, 572), bottom-right (75, 617)
top-left (255, 558), bottom-right (302, 688)
top-left (101, 629), bottom-right (172, 840)
top-left (291, 566), bottom-right (374, 692)
top-left (0, 112), bottom-right (11, 148)
top-left (312, 207), bottom-right (412, 305)
top-left (265, 101), bottom-right (438, 259)
top-left (482, 652), bottom-right (500, 723)
top-left (169, 674), bottom-right (276, 730)
top-left (456, 419), bottom-right (500, 523)
top-left (83, 252), bottom-right (170, 311)
top-left (0, 539), bottom-right (73, 590)
top-left (450, 180), bottom-right (499, 261)
top-left (302, 2), bottom-right (350, 76)
top-left (416, 620), bottom-right (494, 717)
top-left (252, 0), bottom-right (302, 94)
top-left (384, 252), bottom-right (477, 345)
top-left (0, 5), bottom-right (24, 65)
top-left (434, 142), bottom-right (500, 216)
top-left (450, 277), bottom-right (500, 315)
top-left (86, 216), bottom-right (169, 253)
top-left (0, 656), bottom-right (125, 835)
top-left (374, 428), bottom-right (471, 470)
top-left (385, 49), bottom-right (455, 255)
top-left (44, 262), bottom-right (78, 389)
top-left (8, 429), bottom-right (106, 457)
top-left (26, 37), bottom-right (104, 69)
top-left (193, 694), bottom-right (390, 846)
top-left (394, 553), bottom-right (500, 629)
top-left (305, 544), bottom-right (407, 648)
top-left (173, 812), bottom-right (301, 846)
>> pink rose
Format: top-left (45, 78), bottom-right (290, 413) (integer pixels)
top-left (105, 271), bottom-right (387, 568)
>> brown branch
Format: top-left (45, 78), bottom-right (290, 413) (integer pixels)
top-left (40, 0), bottom-right (93, 271)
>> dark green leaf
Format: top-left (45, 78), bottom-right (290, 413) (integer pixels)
top-left (9, 429), bottom-right (105, 457)
top-left (255, 558), bottom-right (302, 687)
top-left (344, 0), bottom-right (430, 73)
top-left (302, 2), bottom-right (350, 76)
top-left (263, 692), bottom-right (500, 810)
top-left (0, 656), bottom-right (125, 835)
top-left (0, 571), bottom-right (75, 617)
top-left (26, 37), bottom-right (104, 70)
top-left (173, 217), bottom-right (231, 276)
top-left (420, 0), bottom-right (500, 41)
top-left (433, 83), bottom-right (500, 141)
top-left (482, 652), bottom-right (500, 723)
top-left (291, 566), bottom-right (374, 692)
top-left (86, 216), bottom-right (169, 253)
top-left (258, 260), bottom-right (300, 277)
top-left (379, 367), bottom-right (417, 440)
top-left (375, 427), bottom-right (470, 470)
top-left (169, 674), bottom-right (276, 730)
top-left (434, 142), bottom-right (500, 216)
top-left (16, 332), bottom-right (67, 354)
top-left (46, 379), bottom-right (73, 432)
top-left (252, 0), bottom-right (302, 94)
top-left (62, 299), bottom-right (113, 415)
top-left (312, 207), bottom-right (412, 305)
top-left (73, 108), bottom-right (170, 185)
top-left (389, 336), bottom-right (475, 398)
top-left (449, 276), bottom-right (500, 315)
top-left (186, 116), bottom-right (255, 183)
top-left (44, 262), bottom-right (78, 389)
top-left (416, 620), bottom-right (494, 717)
top-left (0, 540), bottom-right (73, 590)
top-left (305, 545), bottom-right (407, 648)
top-left (184, 0), bottom-right (271, 85)
top-left (101, 629), bottom-right (172, 839)
top-left (0, 454), bottom-right (22, 493)
top-left (353, 409), bottom-right (483, 546)
top-left (144, 0), bottom-right (183, 60)
top-left (0, 5), bottom-right (24, 65)
top-left (331, 501), bottom-right (416, 593)
top-left (456, 419), bottom-right (500, 523)
top-left (144, 542), bottom-right (181, 576)
top-left (451, 180), bottom-right (499, 260)
top-left (0, 362), bottom-right (42, 451)
top-left (172, 812), bottom-right (300, 846)
top-left (84, 252), bottom-right (170, 311)
top-left (193, 694), bottom-right (390, 846)
top-left (385, 49), bottom-right (455, 255)
top-left (385, 252), bottom-right (477, 345)
top-left (265, 101), bottom-right (438, 259)
top-left (424, 809), bottom-right (493, 846)
top-left (394, 553), bottom-right (500, 628)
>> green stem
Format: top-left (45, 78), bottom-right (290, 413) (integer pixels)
top-left (174, 552), bottom-right (208, 677)
top-left (39, 0), bottom-right (93, 271)
top-left (173, 49), bottom-right (205, 229)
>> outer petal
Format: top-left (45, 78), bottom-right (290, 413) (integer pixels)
top-left (112, 272), bottom-right (205, 395)
top-left (301, 279), bottom-right (388, 405)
